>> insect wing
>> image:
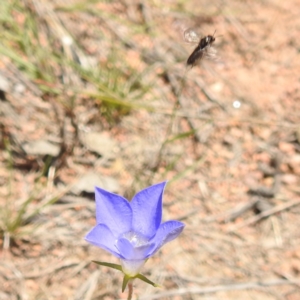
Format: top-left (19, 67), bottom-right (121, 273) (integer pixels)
top-left (184, 28), bottom-right (200, 43)
top-left (203, 45), bottom-right (217, 60)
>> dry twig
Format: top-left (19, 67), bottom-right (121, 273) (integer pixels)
top-left (138, 278), bottom-right (300, 299)
top-left (228, 198), bottom-right (300, 232)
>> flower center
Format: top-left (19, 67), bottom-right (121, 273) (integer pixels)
top-left (122, 231), bottom-right (148, 247)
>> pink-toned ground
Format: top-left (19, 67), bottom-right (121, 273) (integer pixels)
top-left (0, 0), bottom-right (300, 299)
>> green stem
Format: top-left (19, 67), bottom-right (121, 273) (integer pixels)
top-left (127, 281), bottom-right (133, 300)
top-left (150, 70), bottom-right (187, 176)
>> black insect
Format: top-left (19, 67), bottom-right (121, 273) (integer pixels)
top-left (184, 29), bottom-right (217, 67)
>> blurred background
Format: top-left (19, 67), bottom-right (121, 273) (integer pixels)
top-left (0, 0), bottom-right (300, 299)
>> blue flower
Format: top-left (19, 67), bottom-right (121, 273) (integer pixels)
top-left (85, 182), bottom-right (185, 277)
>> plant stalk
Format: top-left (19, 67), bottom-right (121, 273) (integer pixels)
top-left (127, 281), bottom-right (133, 300)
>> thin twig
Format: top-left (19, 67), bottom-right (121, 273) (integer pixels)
top-left (203, 198), bottom-right (258, 224)
top-left (228, 198), bottom-right (300, 232)
top-left (12, 261), bottom-right (79, 280)
top-left (139, 279), bottom-right (300, 299)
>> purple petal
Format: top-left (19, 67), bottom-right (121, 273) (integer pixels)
top-left (116, 238), bottom-right (155, 260)
top-left (95, 187), bottom-right (132, 236)
top-left (85, 224), bottom-right (122, 258)
top-left (131, 182), bottom-right (167, 239)
top-left (148, 220), bottom-right (185, 256)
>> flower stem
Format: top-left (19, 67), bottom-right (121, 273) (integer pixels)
top-left (127, 281), bottom-right (133, 300)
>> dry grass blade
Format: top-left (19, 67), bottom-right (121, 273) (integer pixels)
top-left (74, 270), bottom-right (100, 300)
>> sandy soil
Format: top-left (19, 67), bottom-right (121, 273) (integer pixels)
top-left (0, 0), bottom-right (300, 299)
